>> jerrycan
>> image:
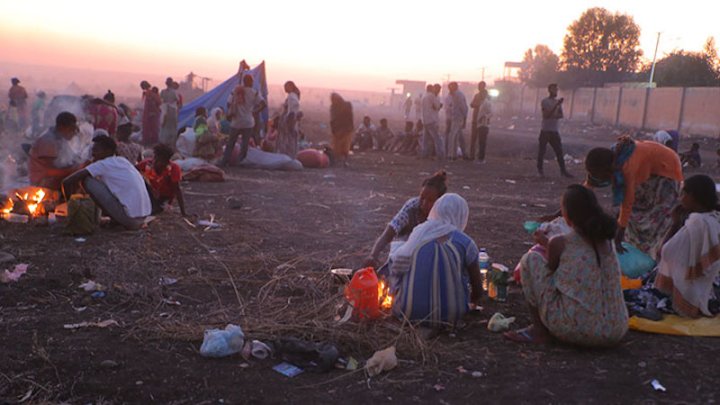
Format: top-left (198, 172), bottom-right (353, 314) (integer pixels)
top-left (344, 267), bottom-right (380, 319)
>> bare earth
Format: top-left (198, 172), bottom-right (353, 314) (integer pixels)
top-left (1, 113), bottom-right (719, 404)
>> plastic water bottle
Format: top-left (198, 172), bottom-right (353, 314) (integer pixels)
top-left (479, 248), bottom-right (490, 292)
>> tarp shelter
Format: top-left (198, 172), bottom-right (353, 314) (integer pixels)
top-left (177, 61), bottom-right (268, 130)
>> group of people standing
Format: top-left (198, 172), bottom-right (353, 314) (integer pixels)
top-left (140, 78), bottom-right (183, 149)
top-left (418, 81), bottom-right (493, 163)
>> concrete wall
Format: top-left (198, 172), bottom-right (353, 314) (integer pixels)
top-left (570, 88), bottom-right (594, 122)
top-left (680, 88), bottom-right (720, 136)
top-left (617, 88), bottom-right (646, 129)
top-left (517, 85), bottom-right (720, 136)
top-left (519, 87), bottom-right (539, 116)
top-left (593, 87), bottom-right (620, 125)
top-left (645, 88), bottom-right (683, 131)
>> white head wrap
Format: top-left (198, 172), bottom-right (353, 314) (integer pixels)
top-left (390, 193), bottom-right (469, 275)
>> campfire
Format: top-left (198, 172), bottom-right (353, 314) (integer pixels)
top-left (378, 280), bottom-right (393, 310)
top-left (1, 187), bottom-right (58, 223)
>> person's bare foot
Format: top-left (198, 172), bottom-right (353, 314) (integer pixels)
top-left (503, 326), bottom-right (550, 344)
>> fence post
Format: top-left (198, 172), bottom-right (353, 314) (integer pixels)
top-left (519, 86), bottom-right (525, 115)
top-left (615, 87), bottom-right (624, 127)
top-left (590, 87), bottom-right (598, 125)
top-left (569, 88), bottom-right (577, 120)
top-left (641, 87), bottom-right (651, 130)
top-left (677, 87), bottom-right (687, 132)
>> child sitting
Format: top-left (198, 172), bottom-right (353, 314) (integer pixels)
top-left (137, 144), bottom-right (188, 216)
top-left (388, 121), bottom-right (412, 153)
top-left (375, 118), bottom-right (394, 151)
top-left (193, 107), bottom-right (222, 161)
top-left (680, 142), bottom-right (701, 168)
top-left (399, 120), bottom-right (423, 154)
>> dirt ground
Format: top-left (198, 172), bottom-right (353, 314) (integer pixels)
top-left (2, 114), bottom-right (720, 404)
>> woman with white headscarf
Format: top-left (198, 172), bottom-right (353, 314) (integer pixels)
top-left (389, 193), bottom-right (483, 327)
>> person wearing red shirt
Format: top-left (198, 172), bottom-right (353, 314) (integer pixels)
top-left (137, 144), bottom-right (187, 216)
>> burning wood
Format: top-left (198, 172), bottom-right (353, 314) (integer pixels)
top-left (378, 280), bottom-right (393, 310)
top-left (1, 187), bottom-right (58, 222)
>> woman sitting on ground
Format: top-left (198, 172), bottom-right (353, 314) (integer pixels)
top-left (506, 185), bottom-right (628, 346)
top-left (137, 144), bottom-right (187, 216)
top-left (365, 171), bottom-right (447, 269)
top-left (389, 193), bottom-right (482, 327)
top-left (654, 174), bottom-right (720, 318)
top-left (193, 107), bottom-right (222, 161)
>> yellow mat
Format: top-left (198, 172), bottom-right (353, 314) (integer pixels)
top-left (628, 315), bottom-right (720, 337)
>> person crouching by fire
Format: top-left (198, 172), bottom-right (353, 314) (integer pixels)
top-left (62, 135), bottom-right (151, 230)
top-left (28, 112), bottom-right (85, 191)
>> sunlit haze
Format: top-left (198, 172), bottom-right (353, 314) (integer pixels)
top-left (1, 0), bottom-right (718, 92)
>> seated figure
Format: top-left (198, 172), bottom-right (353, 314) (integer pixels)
top-left (62, 135), bottom-right (152, 230)
top-left (655, 174), bottom-right (720, 318)
top-left (389, 193), bottom-right (482, 327)
top-left (29, 112), bottom-right (84, 190)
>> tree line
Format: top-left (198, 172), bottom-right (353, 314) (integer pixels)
top-left (519, 7), bottom-right (720, 88)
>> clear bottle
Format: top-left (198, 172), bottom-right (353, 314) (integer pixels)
top-left (478, 248), bottom-right (490, 292)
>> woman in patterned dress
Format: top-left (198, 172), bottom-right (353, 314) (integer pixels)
top-left (506, 185), bottom-right (628, 346)
top-left (584, 137), bottom-right (683, 259)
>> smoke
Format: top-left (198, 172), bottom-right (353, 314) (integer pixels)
top-left (55, 122), bottom-right (93, 168)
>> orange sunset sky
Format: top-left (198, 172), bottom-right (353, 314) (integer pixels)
top-left (1, 0), bottom-right (718, 92)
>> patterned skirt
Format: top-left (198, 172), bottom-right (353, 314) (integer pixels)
top-left (625, 175), bottom-right (680, 260)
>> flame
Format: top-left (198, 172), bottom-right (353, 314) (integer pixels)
top-left (13, 188), bottom-right (47, 217)
top-left (1, 198), bottom-right (13, 214)
top-left (378, 280), bottom-right (394, 310)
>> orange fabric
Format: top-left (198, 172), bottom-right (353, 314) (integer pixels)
top-left (332, 130), bottom-right (353, 158)
top-left (619, 141), bottom-right (683, 227)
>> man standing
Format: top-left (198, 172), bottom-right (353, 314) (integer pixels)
top-left (443, 85), bottom-right (453, 154)
top-left (221, 74), bottom-right (267, 166)
top-left (403, 96), bottom-right (413, 127)
top-left (421, 84), bottom-right (444, 160)
top-left (447, 82), bottom-right (468, 160)
top-left (538, 83), bottom-right (572, 177)
top-left (469, 82), bottom-right (492, 163)
top-left (8, 77), bottom-right (29, 131)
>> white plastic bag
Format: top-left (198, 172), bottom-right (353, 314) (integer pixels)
top-left (199, 324), bottom-right (244, 358)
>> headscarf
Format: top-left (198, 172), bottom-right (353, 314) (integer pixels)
top-left (610, 136), bottom-right (636, 207)
top-left (207, 107), bottom-right (223, 133)
top-left (652, 130), bottom-right (672, 146)
top-left (390, 193), bottom-right (469, 276)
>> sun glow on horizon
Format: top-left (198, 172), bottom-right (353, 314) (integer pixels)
top-left (1, 0), bottom-right (718, 92)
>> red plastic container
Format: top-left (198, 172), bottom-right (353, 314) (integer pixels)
top-left (344, 267), bottom-right (380, 319)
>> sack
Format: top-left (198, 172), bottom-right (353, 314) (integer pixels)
top-left (64, 196), bottom-right (98, 236)
top-left (617, 243), bottom-right (656, 279)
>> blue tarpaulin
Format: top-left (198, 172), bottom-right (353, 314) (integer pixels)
top-left (177, 61), bottom-right (268, 130)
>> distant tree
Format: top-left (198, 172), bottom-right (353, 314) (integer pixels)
top-left (703, 36), bottom-right (719, 72)
top-left (561, 7), bottom-right (643, 86)
top-left (649, 50), bottom-right (720, 87)
top-left (519, 45), bottom-right (559, 87)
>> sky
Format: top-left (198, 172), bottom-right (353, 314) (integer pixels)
top-left (0, 0), bottom-right (718, 92)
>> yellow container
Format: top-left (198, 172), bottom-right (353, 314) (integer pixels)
top-left (488, 282), bottom-right (497, 299)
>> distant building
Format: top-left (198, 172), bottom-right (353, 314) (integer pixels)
top-left (395, 80), bottom-right (427, 99)
top-left (503, 62), bottom-right (525, 83)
